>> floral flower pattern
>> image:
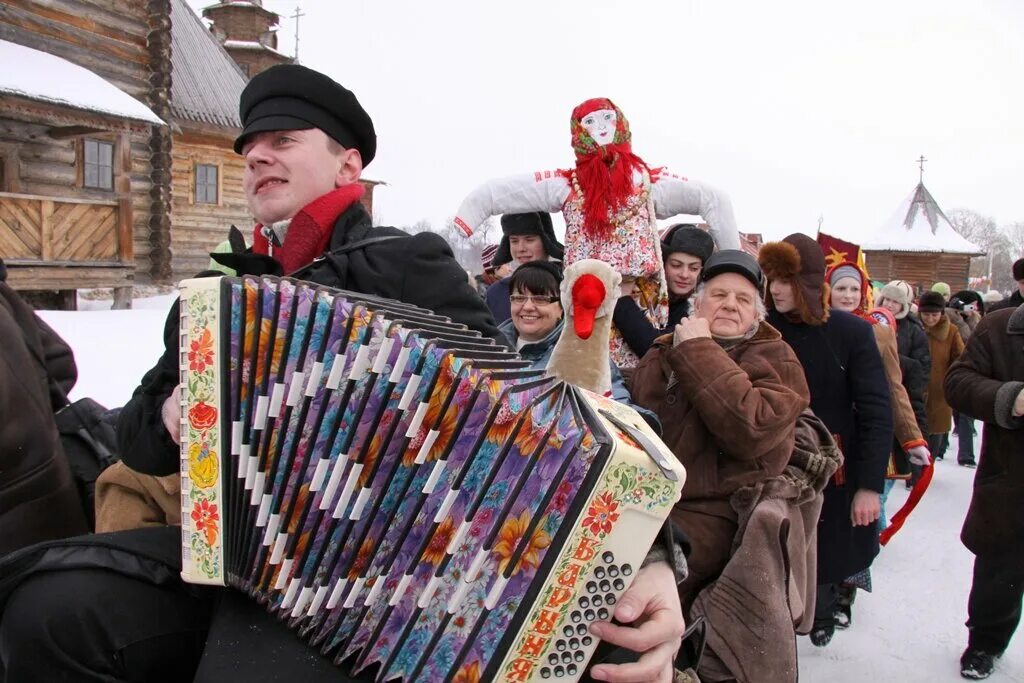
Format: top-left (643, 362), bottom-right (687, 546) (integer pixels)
top-left (191, 498), bottom-right (219, 546)
top-left (188, 328), bottom-right (214, 373)
top-left (188, 401), bottom-right (217, 432)
top-left (424, 517), bottom-right (457, 566)
top-left (493, 509), bottom-right (551, 576)
top-left (582, 491), bottom-right (620, 536)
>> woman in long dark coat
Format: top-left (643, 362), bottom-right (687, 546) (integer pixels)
top-left (759, 235), bottom-right (893, 647)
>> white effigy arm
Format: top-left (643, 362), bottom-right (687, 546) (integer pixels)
top-left (453, 171), bottom-right (570, 237)
top-left (651, 172), bottom-right (741, 250)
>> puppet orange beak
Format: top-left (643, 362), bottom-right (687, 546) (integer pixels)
top-left (572, 274), bottom-right (606, 340)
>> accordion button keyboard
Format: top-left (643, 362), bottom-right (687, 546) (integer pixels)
top-left (605, 592), bottom-right (617, 605)
top-left (597, 607), bottom-right (610, 620)
top-left (554, 665), bottom-right (565, 677)
top-left (567, 664), bottom-right (578, 676)
top-left (585, 581), bottom-right (598, 594)
top-left (602, 551), bottom-right (616, 563)
top-left (540, 667), bottom-right (552, 678)
top-left (613, 578), bottom-right (625, 591)
top-left (599, 580), bottom-right (611, 592)
top-left (621, 563), bottom-right (633, 575)
top-left (594, 567), bottom-right (606, 579)
top-left (584, 609), bottom-right (596, 621)
top-left (576, 624), bottom-right (588, 637)
top-left (548, 654), bottom-right (560, 666)
top-left (582, 635), bottom-right (593, 647)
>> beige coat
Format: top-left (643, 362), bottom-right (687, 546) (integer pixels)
top-left (95, 461), bottom-right (180, 532)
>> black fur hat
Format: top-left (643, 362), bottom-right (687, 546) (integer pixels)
top-left (661, 224), bottom-right (715, 264)
top-left (493, 212), bottom-right (564, 267)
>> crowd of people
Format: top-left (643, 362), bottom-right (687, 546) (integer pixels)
top-left (0, 62), bottom-right (1022, 683)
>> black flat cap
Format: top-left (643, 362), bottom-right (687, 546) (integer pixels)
top-left (234, 64), bottom-right (377, 166)
top-left (699, 249), bottom-right (763, 290)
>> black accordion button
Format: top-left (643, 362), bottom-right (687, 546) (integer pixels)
top-left (556, 639), bottom-right (567, 651)
top-left (598, 607), bottom-right (610, 620)
top-left (591, 595), bottom-right (603, 607)
top-left (554, 665), bottom-right (565, 677)
top-left (599, 580), bottom-right (611, 592)
top-left (563, 625), bottom-right (575, 638)
top-left (594, 566), bottom-right (606, 579)
top-left (576, 623), bottom-right (588, 636)
top-left (622, 563), bottom-right (633, 576)
top-left (602, 551), bottom-right (615, 563)
top-left (584, 609), bottom-right (596, 621)
top-left (586, 581), bottom-right (598, 594)
top-left (541, 667), bottom-right (552, 678)
top-left (568, 664), bottom-right (579, 676)
top-left (613, 578), bottom-right (625, 591)
top-left (561, 651), bottom-right (573, 664)
top-left (608, 565), bottom-right (620, 578)
top-left (574, 650), bottom-right (586, 663)
top-left (569, 637), bottom-right (580, 649)
top-left (549, 653), bottom-right (560, 666)
top-left (571, 611), bottom-right (583, 623)
top-left (605, 592), bottom-right (617, 605)
top-left (579, 596), bottom-right (590, 609)
top-left (582, 635), bottom-right (593, 647)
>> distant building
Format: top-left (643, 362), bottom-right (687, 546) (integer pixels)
top-left (858, 181), bottom-right (983, 291)
top-left (202, 0), bottom-right (291, 77)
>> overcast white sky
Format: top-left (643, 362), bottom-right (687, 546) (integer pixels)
top-left (189, 0), bottom-right (1023, 243)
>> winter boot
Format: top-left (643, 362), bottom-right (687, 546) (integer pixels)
top-left (960, 648), bottom-right (996, 679)
top-left (809, 620), bottom-right (834, 647)
top-left (959, 459), bottom-right (977, 468)
top-left (834, 584), bottom-right (856, 629)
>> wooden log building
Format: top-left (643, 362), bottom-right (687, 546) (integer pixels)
top-left (0, 0), bottom-right (383, 306)
top-left (859, 181), bottom-right (983, 293)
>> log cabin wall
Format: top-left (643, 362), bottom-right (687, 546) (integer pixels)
top-left (171, 129), bottom-right (250, 279)
top-left (0, 0), bottom-right (165, 281)
top-left (864, 250), bottom-right (971, 292)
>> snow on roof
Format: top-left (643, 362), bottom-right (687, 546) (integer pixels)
top-left (0, 40), bottom-right (164, 126)
top-left (858, 182), bottom-right (982, 255)
top-left (223, 39), bottom-right (287, 57)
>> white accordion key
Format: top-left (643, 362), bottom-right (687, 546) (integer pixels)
top-left (286, 372), bottom-right (304, 407)
top-left (267, 382), bottom-right (286, 419)
top-left (253, 394), bottom-right (270, 430)
top-left (304, 361), bottom-right (324, 397)
top-left (231, 421), bottom-right (242, 456)
top-left (343, 577), bottom-right (366, 609)
top-left (318, 455), bottom-right (349, 510)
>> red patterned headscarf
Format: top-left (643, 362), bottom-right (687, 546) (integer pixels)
top-left (568, 98), bottom-right (651, 238)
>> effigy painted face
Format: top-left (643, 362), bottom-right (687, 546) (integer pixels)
top-left (580, 109), bottom-right (617, 146)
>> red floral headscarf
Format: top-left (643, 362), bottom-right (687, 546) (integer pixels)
top-left (567, 98), bottom-right (652, 238)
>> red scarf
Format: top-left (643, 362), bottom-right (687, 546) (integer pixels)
top-left (251, 183), bottom-right (365, 274)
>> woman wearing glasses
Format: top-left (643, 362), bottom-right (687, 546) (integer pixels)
top-left (497, 260), bottom-right (648, 418)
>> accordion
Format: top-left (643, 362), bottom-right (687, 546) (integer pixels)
top-left (178, 275), bottom-right (684, 682)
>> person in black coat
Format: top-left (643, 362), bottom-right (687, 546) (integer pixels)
top-left (0, 66), bottom-right (688, 683)
top-left (0, 260), bottom-right (88, 557)
top-left (986, 258), bottom-right (1024, 313)
top-left (759, 234), bottom-right (893, 648)
top-left (612, 224), bottom-right (715, 361)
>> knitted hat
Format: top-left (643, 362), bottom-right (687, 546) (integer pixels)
top-left (880, 280), bottom-right (913, 319)
top-left (758, 233), bottom-right (829, 325)
top-left (931, 282), bottom-right (951, 298)
top-left (493, 212), bottom-right (564, 267)
top-left (480, 244), bottom-right (499, 272)
top-left (825, 260), bottom-right (870, 313)
top-left (983, 290), bottom-right (1004, 304)
top-left (1014, 258), bottom-right (1024, 281)
top-left (918, 290), bottom-right (946, 313)
top-left (949, 289), bottom-right (985, 315)
top-left (661, 224), bottom-right (715, 264)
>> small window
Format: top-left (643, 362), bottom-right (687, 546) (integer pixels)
top-left (195, 164), bottom-right (219, 204)
top-left (83, 138), bottom-right (114, 190)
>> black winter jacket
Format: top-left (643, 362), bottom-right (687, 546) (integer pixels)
top-left (118, 202), bottom-right (501, 477)
top-left (894, 313), bottom-right (931, 435)
top-left (612, 295), bottom-right (691, 361)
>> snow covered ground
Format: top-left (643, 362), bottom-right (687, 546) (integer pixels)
top-left (37, 292), bottom-right (1024, 682)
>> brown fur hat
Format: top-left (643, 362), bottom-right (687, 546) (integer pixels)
top-left (758, 234), bottom-right (830, 325)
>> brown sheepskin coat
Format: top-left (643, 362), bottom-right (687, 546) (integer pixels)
top-left (924, 315), bottom-right (964, 433)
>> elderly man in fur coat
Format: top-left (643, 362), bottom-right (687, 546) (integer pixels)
top-left (758, 233), bottom-right (893, 647)
top-left (630, 251), bottom-right (811, 606)
top-left (944, 301), bottom-right (1024, 680)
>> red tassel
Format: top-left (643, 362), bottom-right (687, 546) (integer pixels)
top-left (880, 462), bottom-right (934, 545)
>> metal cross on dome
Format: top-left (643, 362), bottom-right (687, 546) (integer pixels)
top-left (917, 155), bottom-right (927, 183)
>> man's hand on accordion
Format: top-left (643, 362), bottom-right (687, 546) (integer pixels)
top-left (588, 561), bottom-right (685, 683)
top-left (162, 384), bottom-right (182, 445)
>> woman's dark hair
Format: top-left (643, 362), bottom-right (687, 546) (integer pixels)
top-left (509, 261), bottom-right (562, 299)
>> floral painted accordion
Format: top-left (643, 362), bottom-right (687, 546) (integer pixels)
top-left (178, 275), bottom-right (684, 682)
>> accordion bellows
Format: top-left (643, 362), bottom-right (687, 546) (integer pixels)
top-left (178, 276), bottom-right (684, 682)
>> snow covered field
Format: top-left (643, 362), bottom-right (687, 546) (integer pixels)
top-left (38, 293), bottom-right (1024, 682)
